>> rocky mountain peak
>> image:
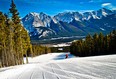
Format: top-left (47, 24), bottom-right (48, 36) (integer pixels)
top-left (22, 8), bottom-right (116, 39)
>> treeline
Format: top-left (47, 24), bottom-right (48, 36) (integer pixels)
top-left (0, 0), bottom-right (32, 67)
top-left (70, 30), bottom-right (116, 57)
top-left (32, 45), bottom-right (51, 57)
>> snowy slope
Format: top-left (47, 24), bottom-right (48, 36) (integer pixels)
top-left (0, 53), bottom-right (116, 79)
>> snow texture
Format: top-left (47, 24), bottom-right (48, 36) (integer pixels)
top-left (0, 53), bottom-right (116, 79)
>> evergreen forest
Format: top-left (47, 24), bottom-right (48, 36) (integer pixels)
top-left (70, 30), bottom-right (116, 57)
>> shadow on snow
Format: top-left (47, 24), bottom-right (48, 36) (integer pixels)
top-left (53, 53), bottom-right (74, 60)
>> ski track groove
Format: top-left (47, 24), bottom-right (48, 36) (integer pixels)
top-left (52, 63), bottom-right (77, 79)
top-left (56, 62), bottom-right (87, 79)
top-left (29, 65), bottom-right (40, 79)
top-left (39, 64), bottom-right (71, 79)
top-left (50, 64), bottom-right (61, 79)
top-left (16, 67), bottom-right (29, 79)
top-left (51, 63), bottom-right (80, 78)
top-left (51, 62), bottom-right (102, 79)
top-left (65, 61), bottom-right (116, 79)
top-left (16, 64), bottom-right (35, 79)
top-left (30, 69), bottom-right (35, 79)
top-left (17, 69), bottom-right (28, 79)
top-left (42, 72), bottom-right (46, 79)
top-left (64, 62), bottom-right (103, 78)
top-left (52, 63), bottom-right (71, 76)
top-left (42, 63), bottom-right (86, 79)
top-left (43, 63), bottom-right (77, 78)
top-left (30, 64), bottom-right (44, 79)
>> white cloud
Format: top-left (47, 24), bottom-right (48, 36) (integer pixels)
top-left (102, 3), bottom-right (111, 7)
top-left (101, 3), bottom-right (116, 10)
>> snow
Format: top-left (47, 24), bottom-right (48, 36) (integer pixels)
top-left (50, 36), bottom-right (85, 40)
top-left (102, 11), bottom-right (108, 16)
top-left (0, 53), bottom-right (116, 79)
top-left (52, 17), bottom-right (58, 23)
top-left (54, 12), bottom-right (82, 23)
top-left (52, 43), bottom-right (70, 47)
top-left (30, 12), bottom-right (40, 17)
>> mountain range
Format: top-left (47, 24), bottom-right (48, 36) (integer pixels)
top-left (22, 8), bottom-right (116, 40)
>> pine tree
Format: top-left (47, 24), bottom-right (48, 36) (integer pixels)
top-left (98, 32), bottom-right (104, 54)
top-left (0, 0), bottom-right (33, 67)
top-left (21, 28), bottom-right (32, 63)
top-left (93, 33), bottom-right (99, 55)
top-left (9, 0), bottom-right (20, 24)
top-left (103, 35), bottom-right (110, 54)
top-left (85, 34), bottom-right (93, 56)
top-left (109, 30), bottom-right (116, 53)
top-left (0, 12), bottom-right (6, 67)
top-left (9, 0), bottom-right (32, 64)
top-left (4, 13), bottom-right (16, 66)
top-left (9, 0), bottom-right (21, 65)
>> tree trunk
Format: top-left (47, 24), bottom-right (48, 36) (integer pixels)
top-left (25, 53), bottom-right (28, 64)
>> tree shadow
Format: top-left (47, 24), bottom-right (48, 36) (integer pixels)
top-left (53, 53), bottom-right (74, 60)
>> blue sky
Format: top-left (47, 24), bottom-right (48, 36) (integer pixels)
top-left (0, 0), bottom-right (116, 17)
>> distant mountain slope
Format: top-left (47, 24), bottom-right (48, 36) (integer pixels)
top-left (22, 8), bottom-right (116, 40)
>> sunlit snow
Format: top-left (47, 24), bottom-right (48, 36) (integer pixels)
top-left (0, 53), bottom-right (116, 79)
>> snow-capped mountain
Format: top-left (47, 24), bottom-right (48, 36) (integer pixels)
top-left (83, 8), bottom-right (113, 20)
top-left (22, 8), bottom-right (116, 40)
top-left (22, 12), bottom-right (56, 38)
top-left (22, 12), bottom-right (52, 28)
top-left (54, 8), bottom-right (113, 22)
top-left (53, 12), bottom-right (83, 23)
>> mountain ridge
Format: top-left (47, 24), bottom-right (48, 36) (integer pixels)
top-left (22, 8), bottom-right (116, 40)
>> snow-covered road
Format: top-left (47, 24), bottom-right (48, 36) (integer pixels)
top-left (0, 53), bottom-right (116, 79)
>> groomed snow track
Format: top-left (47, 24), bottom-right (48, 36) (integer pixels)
top-left (0, 53), bottom-right (116, 79)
